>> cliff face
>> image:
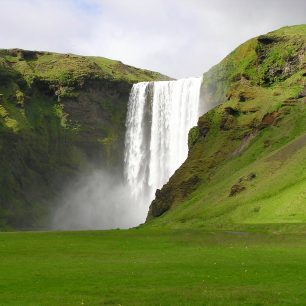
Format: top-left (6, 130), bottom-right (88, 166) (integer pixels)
top-left (0, 49), bottom-right (166, 229)
top-left (147, 25), bottom-right (306, 230)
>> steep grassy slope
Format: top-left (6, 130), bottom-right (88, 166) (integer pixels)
top-left (147, 25), bottom-right (306, 230)
top-left (0, 49), bottom-right (166, 229)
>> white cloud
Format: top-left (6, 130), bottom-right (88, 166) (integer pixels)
top-left (0, 0), bottom-right (92, 52)
top-left (0, 0), bottom-right (305, 78)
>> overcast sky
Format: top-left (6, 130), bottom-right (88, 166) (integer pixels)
top-left (0, 0), bottom-right (305, 78)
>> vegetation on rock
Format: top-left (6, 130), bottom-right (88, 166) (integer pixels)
top-left (147, 25), bottom-right (306, 231)
top-left (0, 49), bottom-right (166, 230)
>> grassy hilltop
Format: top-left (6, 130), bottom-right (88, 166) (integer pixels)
top-left (0, 49), bottom-right (166, 229)
top-left (147, 25), bottom-right (306, 231)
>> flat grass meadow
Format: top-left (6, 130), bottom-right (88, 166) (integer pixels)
top-left (1, 228), bottom-right (306, 305)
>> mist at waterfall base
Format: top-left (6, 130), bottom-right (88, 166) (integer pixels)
top-left (52, 170), bottom-right (148, 230)
top-left (52, 77), bottom-right (203, 230)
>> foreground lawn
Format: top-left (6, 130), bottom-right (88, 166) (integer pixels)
top-left (1, 229), bottom-right (306, 305)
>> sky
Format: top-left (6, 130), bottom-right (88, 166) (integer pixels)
top-left (0, 0), bottom-right (305, 78)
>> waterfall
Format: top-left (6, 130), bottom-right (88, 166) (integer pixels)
top-left (124, 77), bottom-right (202, 207)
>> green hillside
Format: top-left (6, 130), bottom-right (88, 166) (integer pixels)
top-left (0, 49), bottom-right (166, 230)
top-left (147, 25), bottom-right (306, 231)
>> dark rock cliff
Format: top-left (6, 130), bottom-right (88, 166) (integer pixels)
top-left (0, 49), bottom-right (166, 229)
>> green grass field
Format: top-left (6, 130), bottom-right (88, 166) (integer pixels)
top-left (1, 228), bottom-right (306, 305)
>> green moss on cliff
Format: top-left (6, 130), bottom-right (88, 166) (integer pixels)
top-left (0, 49), bottom-right (167, 86)
top-left (199, 25), bottom-right (305, 113)
top-left (147, 25), bottom-right (306, 231)
top-left (0, 49), bottom-right (166, 229)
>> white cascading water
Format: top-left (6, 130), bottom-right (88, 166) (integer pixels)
top-left (124, 77), bottom-right (202, 209)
